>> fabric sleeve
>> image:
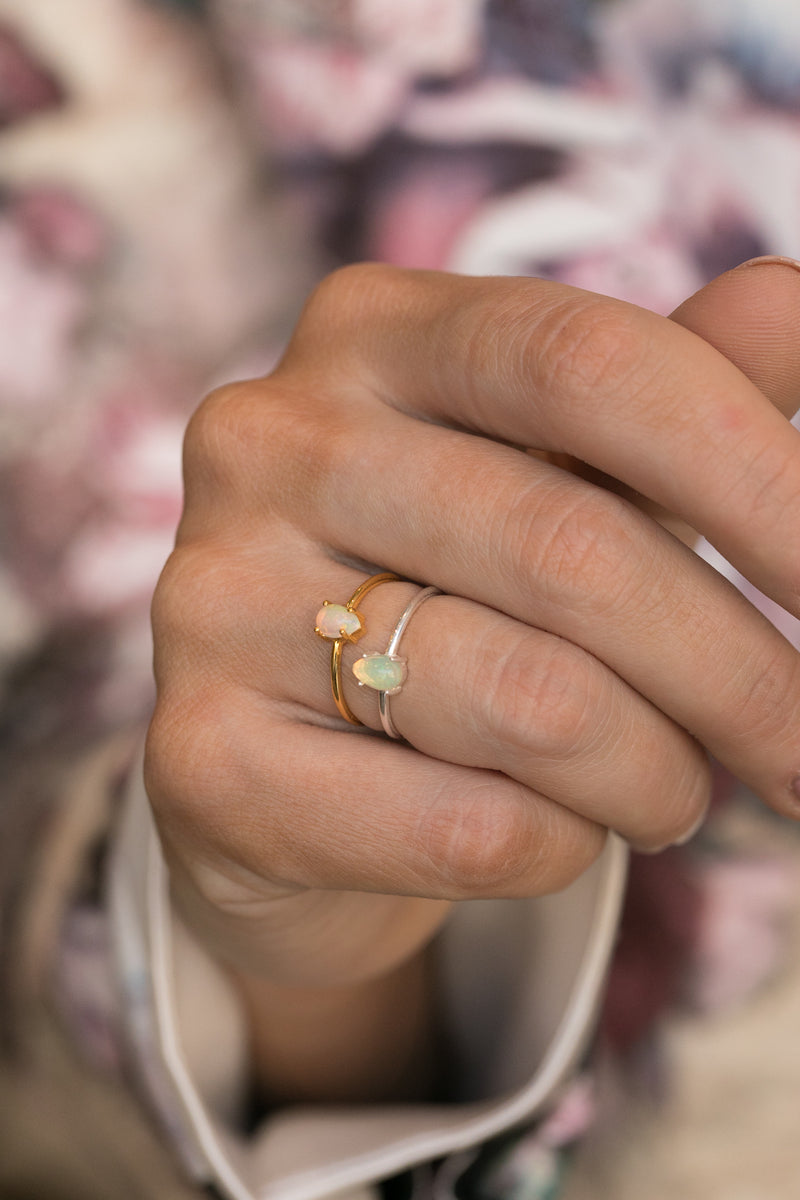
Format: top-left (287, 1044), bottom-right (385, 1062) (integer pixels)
top-left (108, 755), bottom-right (627, 1200)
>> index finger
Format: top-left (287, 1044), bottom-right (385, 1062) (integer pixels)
top-left (281, 264), bottom-right (800, 615)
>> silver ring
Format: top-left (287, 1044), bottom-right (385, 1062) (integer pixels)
top-left (379, 586), bottom-right (441, 739)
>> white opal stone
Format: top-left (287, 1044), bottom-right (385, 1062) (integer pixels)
top-left (315, 603), bottom-right (361, 640)
top-left (352, 653), bottom-right (407, 693)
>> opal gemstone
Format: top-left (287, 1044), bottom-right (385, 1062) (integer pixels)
top-left (352, 653), bottom-right (407, 694)
top-left (315, 603), bottom-right (361, 640)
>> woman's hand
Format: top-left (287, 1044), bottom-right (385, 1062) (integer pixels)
top-left (145, 259), bottom-right (800, 1099)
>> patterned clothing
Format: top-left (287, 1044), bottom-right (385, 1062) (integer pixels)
top-left (1, 2), bottom-right (800, 1197)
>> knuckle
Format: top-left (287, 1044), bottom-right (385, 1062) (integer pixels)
top-left (144, 698), bottom-right (208, 833)
top-left (293, 262), bottom-right (400, 350)
top-left (150, 542), bottom-right (231, 650)
top-left (417, 780), bottom-right (602, 897)
top-left (533, 491), bottom-right (640, 615)
top-left (182, 380), bottom-right (276, 511)
top-left (145, 687), bottom-right (238, 843)
top-left (149, 542), bottom-right (263, 697)
top-left (731, 644), bottom-right (800, 748)
top-left (479, 635), bottom-right (594, 760)
top-left (144, 703), bottom-right (182, 816)
top-left (146, 692), bottom-right (297, 900)
top-left (149, 550), bottom-right (188, 649)
top-left (418, 782), bottom-right (539, 895)
top-left (183, 377), bottom-right (343, 516)
top-left (533, 295), bottom-right (649, 404)
top-left (183, 381), bottom-right (258, 484)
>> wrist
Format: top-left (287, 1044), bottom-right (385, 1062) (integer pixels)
top-left (230, 943), bottom-right (441, 1106)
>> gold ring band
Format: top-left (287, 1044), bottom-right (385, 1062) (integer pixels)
top-left (316, 572), bottom-right (401, 724)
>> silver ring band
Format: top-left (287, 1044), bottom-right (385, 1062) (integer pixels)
top-left (379, 586), bottom-right (441, 739)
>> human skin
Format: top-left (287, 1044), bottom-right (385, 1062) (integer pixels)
top-left (145, 259), bottom-right (800, 1102)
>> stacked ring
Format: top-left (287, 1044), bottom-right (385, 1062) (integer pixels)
top-left (362, 586), bottom-right (442, 739)
top-left (314, 573), bottom-right (401, 724)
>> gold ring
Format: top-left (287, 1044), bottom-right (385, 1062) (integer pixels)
top-left (315, 572), bottom-right (401, 724)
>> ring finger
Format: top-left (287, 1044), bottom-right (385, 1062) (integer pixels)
top-left (238, 554), bottom-right (710, 850)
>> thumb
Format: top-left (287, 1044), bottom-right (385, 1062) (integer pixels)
top-left (669, 255), bottom-right (800, 419)
top-left (580, 257), bottom-right (800, 545)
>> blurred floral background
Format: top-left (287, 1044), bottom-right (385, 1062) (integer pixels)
top-left (1, 2), bottom-right (800, 1196)
top-left (4, 0), bottom-right (800, 738)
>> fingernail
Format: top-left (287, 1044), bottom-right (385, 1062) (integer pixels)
top-left (673, 808), bottom-right (707, 846)
top-left (631, 807), bottom-right (708, 855)
top-left (737, 254), bottom-right (800, 273)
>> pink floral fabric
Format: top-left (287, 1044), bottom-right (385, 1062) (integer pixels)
top-left (2, 0), bottom-right (800, 716)
top-left (1, 1), bottom-right (800, 1194)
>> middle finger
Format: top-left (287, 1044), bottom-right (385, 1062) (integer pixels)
top-left (234, 552), bottom-right (710, 850)
top-left (296, 408), bottom-right (800, 816)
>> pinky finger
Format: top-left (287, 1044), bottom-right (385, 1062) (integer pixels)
top-left (152, 705), bottom-right (608, 904)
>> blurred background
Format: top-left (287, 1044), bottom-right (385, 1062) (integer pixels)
top-left (0, 1), bottom-right (799, 1197)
